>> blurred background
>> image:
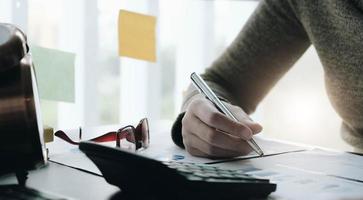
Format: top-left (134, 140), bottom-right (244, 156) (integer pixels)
top-left (0, 0), bottom-right (352, 152)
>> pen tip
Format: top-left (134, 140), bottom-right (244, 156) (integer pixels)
top-left (256, 150), bottom-right (264, 157)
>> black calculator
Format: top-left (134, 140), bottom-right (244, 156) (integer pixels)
top-left (79, 142), bottom-right (276, 200)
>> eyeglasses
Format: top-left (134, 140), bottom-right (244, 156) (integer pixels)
top-left (54, 118), bottom-right (149, 151)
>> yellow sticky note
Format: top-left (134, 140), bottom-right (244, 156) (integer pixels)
top-left (118, 10), bottom-right (156, 62)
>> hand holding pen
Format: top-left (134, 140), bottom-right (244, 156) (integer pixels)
top-left (180, 72), bottom-right (264, 158)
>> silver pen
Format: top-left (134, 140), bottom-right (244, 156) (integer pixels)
top-left (190, 72), bottom-right (264, 156)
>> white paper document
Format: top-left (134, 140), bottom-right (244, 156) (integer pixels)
top-left (256, 165), bottom-right (363, 200)
top-left (139, 135), bottom-right (308, 164)
top-left (271, 149), bottom-right (363, 182)
top-left (215, 149), bottom-right (363, 200)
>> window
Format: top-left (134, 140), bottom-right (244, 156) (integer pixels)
top-left (0, 0), bottom-right (351, 151)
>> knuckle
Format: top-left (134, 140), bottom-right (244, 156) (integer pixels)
top-left (205, 128), bottom-right (218, 144)
top-left (228, 122), bottom-right (242, 136)
top-left (241, 146), bottom-right (253, 155)
top-left (182, 135), bottom-right (192, 148)
top-left (186, 102), bottom-right (196, 112)
top-left (185, 146), bottom-right (201, 157)
top-left (181, 127), bottom-right (190, 138)
top-left (185, 146), bottom-right (196, 155)
top-left (205, 145), bottom-right (218, 156)
top-left (234, 124), bottom-right (251, 138)
top-left (206, 111), bottom-right (221, 125)
top-left (190, 98), bottom-right (203, 108)
top-left (188, 149), bottom-right (200, 157)
top-left (184, 144), bottom-right (192, 152)
top-left (234, 123), bottom-right (246, 134)
top-left (181, 114), bottom-right (189, 126)
top-left (187, 99), bottom-right (206, 115)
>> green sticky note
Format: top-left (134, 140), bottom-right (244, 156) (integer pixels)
top-left (30, 45), bottom-right (75, 102)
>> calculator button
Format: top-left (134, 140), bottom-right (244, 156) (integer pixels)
top-left (204, 173), bottom-right (222, 178)
top-left (201, 169), bottom-right (218, 174)
top-left (217, 173), bottom-right (235, 178)
top-left (166, 165), bottom-right (179, 169)
top-left (185, 165), bottom-right (203, 170)
top-left (185, 175), bottom-right (204, 181)
top-left (193, 172), bottom-right (212, 178)
top-left (232, 174), bottom-right (254, 179)
top-left (164, 161), bottom-right (267, 182)
top-left (200, 165), bottom-right (217, 170)
top-left (177, 168), bottom-right (193, 173)
top-left (205, 178), bottom-right (242, 183)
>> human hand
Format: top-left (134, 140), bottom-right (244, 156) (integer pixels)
top-left (181, 95), bottom-right (263, 158)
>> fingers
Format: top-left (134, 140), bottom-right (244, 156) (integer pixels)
top-left (184, 113), bottom-right (252, 152)
top-left (182, 111), bottom-right (252, 158)
top-left (190, 98), bottom-right (253, 139)
top-left (245, 121), bottom-right (263, 134)
top-left (223, 102), bottom-right (263, 134)
top-left (181, 96), bottom-right (262, 158)
top-left (183, 126), bottom-right (251, 158)
top-left (184, 146), bottom-right (206, 157)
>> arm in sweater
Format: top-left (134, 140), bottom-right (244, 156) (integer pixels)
top-left (172, 0), bottom-right (311, 148)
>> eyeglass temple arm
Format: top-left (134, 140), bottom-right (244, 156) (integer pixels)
top-left (117, 126), bottom-right (136, 141)
top-left (55, 130), bottom-right (118, 145)
top-left (54, 131), bottom-right (80, 145)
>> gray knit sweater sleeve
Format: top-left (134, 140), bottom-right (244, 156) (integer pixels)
top-left (171, 0), bottom-right (363, 151)
top-left (201, 0), bottom-right (311, 114)
top-left (171, 0), bottom-right (311, 148)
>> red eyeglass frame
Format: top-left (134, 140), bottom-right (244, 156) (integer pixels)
top-left (54, 118), bottom-right (149, 151)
